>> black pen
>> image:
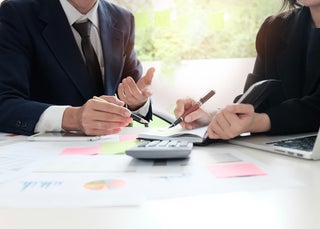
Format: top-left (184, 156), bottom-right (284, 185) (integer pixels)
top-left (130, 112), bottom-right (149, 124)
top-left (169, 90), bottom-right (215, 128)
top-left (93, 96), bottom-right (149, 125)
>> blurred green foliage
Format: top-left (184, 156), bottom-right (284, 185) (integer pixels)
top-left (110, 0), bottom-right (281, 61)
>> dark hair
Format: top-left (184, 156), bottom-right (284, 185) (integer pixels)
top-left (281, 0), bottom-right (302, 11)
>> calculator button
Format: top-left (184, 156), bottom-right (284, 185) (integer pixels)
top-left (125, 140), bottom-right (193, 159)
top-left (146, 140), bottom-right (160, 147)
top-left (137, 141), bottom-right (150, 147)
top-left (158, 140), bottom-right (170, 147)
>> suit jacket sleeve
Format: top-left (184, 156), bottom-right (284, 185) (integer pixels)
top-left (0, 1), bottom-right (50, 135)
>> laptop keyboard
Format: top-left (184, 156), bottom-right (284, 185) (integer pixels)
top-left (267, 135), bottom-right (316, 152)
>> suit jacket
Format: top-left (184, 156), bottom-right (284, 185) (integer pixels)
top-left (242, 6), bottom-right (320, 134)
top-left (0, 0), bottom-right (151, 135)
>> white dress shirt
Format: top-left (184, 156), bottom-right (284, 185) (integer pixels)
top-left (34, 0), bottom-right (149, 133)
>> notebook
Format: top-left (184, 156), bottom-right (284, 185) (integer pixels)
top-left (137, 126), bottom-right (208, 143)
top-left (229, 129), bottom-right (320, 160)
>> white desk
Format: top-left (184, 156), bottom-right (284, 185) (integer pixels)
top-left (0, 128), bottom-right (320, 229)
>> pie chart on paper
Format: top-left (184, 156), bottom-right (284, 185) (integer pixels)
top-left (83, 179), bottom-right (126, 191)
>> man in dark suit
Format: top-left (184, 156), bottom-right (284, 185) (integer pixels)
top-left (0, 0), bottom-right (154, 136)
top-left (173, 3), bottom-right (320, 139)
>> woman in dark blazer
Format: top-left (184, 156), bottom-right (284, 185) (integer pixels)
top-left (174, 0), bottom-right (320, 139)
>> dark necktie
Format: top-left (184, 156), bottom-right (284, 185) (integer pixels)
top-left (73, 20), bottom-right (104, 95)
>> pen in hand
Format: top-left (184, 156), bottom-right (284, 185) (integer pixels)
top-left (93, 96), bottom-right (149, 125)
top-left (130, 113), bottom-right (149, 125)
top-left (169, 90), bottom-right (216, 128)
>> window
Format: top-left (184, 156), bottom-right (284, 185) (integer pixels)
top-left (0, 0), bottom-right (281, 115)
top-left (112, 0), bottom-right (280, 60)
top-left (110, 0), bottom-right (281, 114)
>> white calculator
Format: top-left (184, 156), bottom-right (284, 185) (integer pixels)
top-left (125, 140), bottom-right (193, 159)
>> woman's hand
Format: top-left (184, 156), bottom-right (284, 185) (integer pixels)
top-left (174, 98), bottom-right (212, 129)
top-left (207, 103), bottom-right (271, 139)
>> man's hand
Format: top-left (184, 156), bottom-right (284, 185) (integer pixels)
top-left (118, 67), bottom-right (155, 110)
top-left (62, 96), bottom-right (133, 136)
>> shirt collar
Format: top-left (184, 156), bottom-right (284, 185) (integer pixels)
top-left (59, 0), bottom-right (99, 28)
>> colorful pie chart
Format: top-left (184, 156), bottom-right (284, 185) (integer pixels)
top-left (83, 179), bottom-right (126, 191)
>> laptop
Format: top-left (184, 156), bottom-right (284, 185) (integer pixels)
top-left (229, 128), bottom-right (320, 160)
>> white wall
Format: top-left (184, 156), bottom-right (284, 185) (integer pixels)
top-left (144, 57), bottom-right (255, 115)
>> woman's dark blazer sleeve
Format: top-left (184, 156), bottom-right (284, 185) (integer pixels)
top-left (244, 8), bottom-right (320, 134)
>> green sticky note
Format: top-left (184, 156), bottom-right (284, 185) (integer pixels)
top-left (100, 140), bottom-right (140, 155)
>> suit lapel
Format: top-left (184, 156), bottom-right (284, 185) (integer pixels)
top-left (98, 1), bottom-right (124, 95)
top-left (38, 0), bottom-right (99, 99)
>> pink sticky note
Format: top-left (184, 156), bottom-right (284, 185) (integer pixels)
top-left (208, 163), bottom-right (267, 178)
top-left (119, 135), bottom-right (138, 141)
top-left (60, 146), bottom-right (102, 156)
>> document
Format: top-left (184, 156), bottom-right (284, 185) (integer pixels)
top-left (0, 172), bottom-right (145, 207)
top-left (0, 149), bottom-right (302, 206)
top-left (137, 126), bottom-right (208, 143)
top-left (28, 131), bottom-right (118, 142)
top-left (0, 142), bottom-right (52, 184)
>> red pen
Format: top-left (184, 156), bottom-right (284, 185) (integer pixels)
top-left (169, 90), bottom-right (216, 128)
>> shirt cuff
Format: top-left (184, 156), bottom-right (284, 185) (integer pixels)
top-left (132, 98), bottom-right (150, 117)
top-left (34, 106), bottom-right (70, 133)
